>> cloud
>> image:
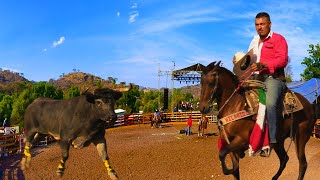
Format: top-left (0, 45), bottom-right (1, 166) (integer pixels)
top-left (137, 7), bottom-right (221, 34)
top-left (128, 2), bottom-right (139, 24)
top-left (117, 11), bottom-right (120, 17)
top-left (129, 11), bottom-right (139, 24)
top-left (131, 3), bottom-right (138, 9)
top-left (42, 48), bottom-right (47, 52)
top-left (52, 36), bottom-right (65, 48)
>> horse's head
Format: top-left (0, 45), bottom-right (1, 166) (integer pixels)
top-left (199, 61), bottom-right (239, 115)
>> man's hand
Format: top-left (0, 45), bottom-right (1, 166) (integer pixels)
top-left (250, 62), bottom-right (266, 71)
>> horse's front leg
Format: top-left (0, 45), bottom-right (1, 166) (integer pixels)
top-left (219, 136), bottom-right (244, 180)
top-left (93, 137), bottom-right (118, 180)
top-left (56, 140), bottom-right (70, 177)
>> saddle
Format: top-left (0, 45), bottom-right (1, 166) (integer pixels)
top-left (219, 80), bottom-right (304, 126)
top-left (243, 81), bottom-right (304, 116)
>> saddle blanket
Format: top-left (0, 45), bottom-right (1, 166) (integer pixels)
top-left (249, 89), bottom-right (270, 157)
top-left (217, 90), bottom-right (271, 157)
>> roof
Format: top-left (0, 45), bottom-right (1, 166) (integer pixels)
top-left (172, 63), bottom-right (205, 84)
top-left (114, 109), bottom-right (126, 114)
top-left (172, 63), bottom-right (205, 77)
top-left (286, 78), bottom-right (320, 103)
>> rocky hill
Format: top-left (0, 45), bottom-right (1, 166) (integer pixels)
top-left (0, 70), bottom-right (29, 94)
top-left (181, 85), bottom-right (201, 99)
top-left (0, 70), bottom-right (201, 98)
top-left (48, 72), bottom-right (115, 92)
top-left (0, 70), bottom-right (28, 84)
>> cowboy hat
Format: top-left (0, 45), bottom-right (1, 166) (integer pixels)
top-left (233, 50), bottom-right (254, 80)
top-left (233, 51), bottom-right (246, 64)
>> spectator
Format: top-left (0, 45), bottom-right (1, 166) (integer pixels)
top-left (2, 118), bottom-right (9, 127)
top-left (185, 116), bottom-right (192, 136)
top-left (137, 115), bottom-right (141, 127)
top-left (173, 106), bottom-right (178, 112)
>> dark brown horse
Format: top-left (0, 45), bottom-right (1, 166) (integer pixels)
top-left (199, 61), bottom-right (316, 180)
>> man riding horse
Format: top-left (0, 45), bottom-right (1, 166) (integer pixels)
top-left (234, 12), bottom-right (288, 149)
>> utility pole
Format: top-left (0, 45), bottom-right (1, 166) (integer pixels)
top-left (171, 61), bottom-right (175, 112)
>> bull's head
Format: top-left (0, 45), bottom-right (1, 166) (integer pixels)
top-left (86, 84), bottom-right (132, 124)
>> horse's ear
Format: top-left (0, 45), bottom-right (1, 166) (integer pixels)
top-left (207, 61), bottom-right (216, 67)
top-left (216, 61), bottom-right (221, 67)
top-left (204, 61), bottom-right (216, 74)
top-left (212, 61), bottom-right (221, 70)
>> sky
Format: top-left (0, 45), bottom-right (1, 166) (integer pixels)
top-left (1, 0), bottom-right (319, 89)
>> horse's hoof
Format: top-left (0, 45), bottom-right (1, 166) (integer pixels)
top-left (239, 151), bottom-right (245, 159)
top-left (108, 171), bottom-right (119, 180)
top-left (259, 150), bottom-right (270, 157)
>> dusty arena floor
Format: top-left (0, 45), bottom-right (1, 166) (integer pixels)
top-left (1, 122), bottom-right (320, 180)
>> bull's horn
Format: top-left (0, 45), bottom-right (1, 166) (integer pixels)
top-left (117, 83), bottom-right (133, 92)
top-left (82, 87), bottom-right (90, 94)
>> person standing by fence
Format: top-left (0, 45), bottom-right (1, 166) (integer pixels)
top-left (185, 116), bottom-right (193, 136)
top-left (2, 118), bottom-right (9, 127)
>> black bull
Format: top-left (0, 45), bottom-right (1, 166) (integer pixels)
top-left (20, 86), bottom-right (131, 180)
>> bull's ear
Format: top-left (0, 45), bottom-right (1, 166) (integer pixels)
top-left (85, 93), bottom-right (96, 104)
top-left (113, 91), bottom-right (123, 100)
top-left (95, 99), bottom-right (104, 107)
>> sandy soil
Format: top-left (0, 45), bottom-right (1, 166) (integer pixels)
top-left (1, 122), bottom-right (320, 180)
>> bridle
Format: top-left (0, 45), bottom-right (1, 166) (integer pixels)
top-left (207, 68), bottom-right (257, 115)
top-left (208, 71), bottom-right (219, 105)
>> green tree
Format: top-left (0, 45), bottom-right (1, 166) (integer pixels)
top-left (94, 79), bottom-right (103, 88)
top-left (301, 44), bottom-right (320, 81)
top-left (107, 77), bottom-right (117, 84)
top-left (56, 88), bottom-right (64, 99)
top-left (141, 90), bottom-right (159, 113)
top-left (0, 95), bottom-right (13, 120)
top-left (11, 82), bottom-right (63, 127)
top-left (0, 92), bottom-right (4, 101)
top-left (66, 85), bottom-right (80, 99)
top-left (170, 89), bottom-right (193, 110)
top-left (116, 85), bottom-right (140, 113)
top-left (11, 89), bottom-right (34, 126)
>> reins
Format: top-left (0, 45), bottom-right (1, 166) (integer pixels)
top-left (213, 68), bottom-right (263, 146)
top-left (216, 68), bottom-right (256, 115)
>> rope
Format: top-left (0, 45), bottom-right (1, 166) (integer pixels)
top-left (217, 69), bottom-right (265, 145)
top-left (242, 80), bottom-right (266, 89)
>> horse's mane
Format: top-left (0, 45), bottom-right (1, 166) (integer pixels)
top-left (218, 66), bottom-right (239, 84)
top-left (204, 62), bottom-right (239, 85)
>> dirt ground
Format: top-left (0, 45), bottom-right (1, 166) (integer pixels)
top-left (1, 122), bottom-right (320, 180)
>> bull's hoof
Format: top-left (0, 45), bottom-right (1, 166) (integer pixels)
top-left (108, 171), bottom-right (119, 180)
top-left (56, 169), bottom-right (65, 177)
top-left (20, 157), bottom-right (26, 171)
top-left (72, 137), bottom-right (86, 149)
top-left (21, 156), bottom-right (31, 170)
